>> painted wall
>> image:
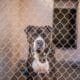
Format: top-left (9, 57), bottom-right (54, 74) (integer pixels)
top-left (0, 0), bottom-right (53, 61)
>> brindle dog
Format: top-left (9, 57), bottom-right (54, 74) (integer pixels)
top-left (23, 25), bottom-right (56, 80)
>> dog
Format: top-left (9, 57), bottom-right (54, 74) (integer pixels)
top-left (24, 25), bottom-right (55, 75)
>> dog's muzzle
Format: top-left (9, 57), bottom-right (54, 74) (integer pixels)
top-left (32, 36), bottom-right (49, 73)
top-left (39, 54), bottom-right (46, 63)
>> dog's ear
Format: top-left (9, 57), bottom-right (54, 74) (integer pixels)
top-left (24, 25), bottom-right (33, 35)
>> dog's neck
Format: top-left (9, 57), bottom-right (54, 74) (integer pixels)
top-left (32, 52), bottom-right (49, 73)
top-left (33, 52), bottom-right (48, 64)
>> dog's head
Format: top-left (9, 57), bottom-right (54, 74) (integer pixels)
top-left (24, 25), bottom-right (52, 63)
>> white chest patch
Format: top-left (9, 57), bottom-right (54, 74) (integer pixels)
top-left (32, 59), bottom-right (49, 74)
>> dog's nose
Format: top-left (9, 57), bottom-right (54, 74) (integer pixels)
top-left (36, 40), bottom-right (44, 49)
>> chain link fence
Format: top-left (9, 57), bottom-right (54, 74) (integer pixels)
top-left (0, 0), bottom-right (80, 80)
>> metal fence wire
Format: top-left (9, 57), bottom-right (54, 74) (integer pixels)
top-left (0, 0), bottom-right (80, 80)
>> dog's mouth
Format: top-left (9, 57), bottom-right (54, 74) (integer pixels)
top-left (38, 53), bottom-right (46, 63)
top-left (39, 57), bottom-right (46, 63)
top-left (34, 48), bottom-right (47, 63)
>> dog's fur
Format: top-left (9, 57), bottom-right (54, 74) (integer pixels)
top-left (24, 25), bottom-right (56, 78)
